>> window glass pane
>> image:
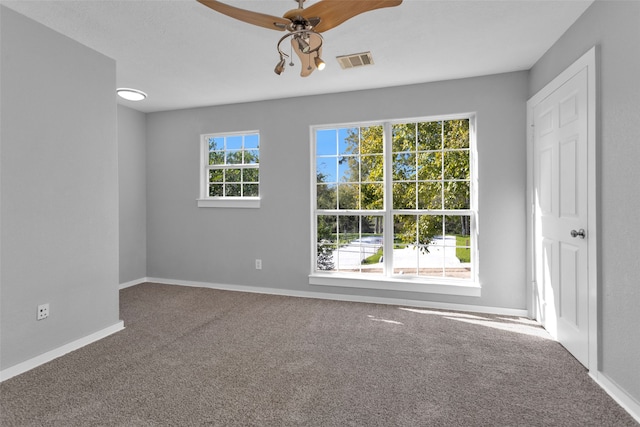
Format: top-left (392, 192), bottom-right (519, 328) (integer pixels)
top-left (445, 267), bottom-right (471, 279)
top-left (338, 128), bottom-right (357, 155)
top-left (209, 152), bottom-right (224, 165)
top-left (417, 226), bottom-right (445, 279)
top-left (316, 243), bottom-right (336, 271)
top-left (393, 214), bottom-right (416, 275)
top-left (209, 137), bottom-right (224, 151)
top-left (361, 183), bottom-right (383, 210)
top-left (344, 216), bottom-right (384, 274)
top-left (360, 126), bottom-right (384, 154)
top-left (360, 215), bottom-right (384, 274)
top-left (339, 215), bottom-right (360, 241)
top-left (361, 216), bottom-right (384, 239)
top-left (317, 215), bottom-right (337, 243)
top-left (227, 150), bottom-right (242, 164)
top-left (226, 168), bottom-right (241, 182)
top-left (317, 215), bottom-right (337, 271)
top-left (209, 169), bottom-right (224, 183)
top-left (394, 214), bottom-right (416, 245)
top-left (445, 215), bottom-right (471, 238)
top-left (393, 182), bottom-right (416, 209)
top-left (420, 261), bottom-right (444, 278)
top-left (443, 150), bottom-right (469, 180)
top-left (392, 123), bottom-right (416, 153)
top-left (339, 157), bottom-right (359, 182)
top-left (317, 129), bottom-right (337, 156)
top-left (225, 183), bottom-right (241, 197)
top-left (244, 149), bottom-right (259, 164)
top-left (244, 134), bottom-right (259, 149)
top-left (443, 181), bottom-right (470, 209)
top-left (361, 154), bottom-right (383, 182)
top-left (317, 158), bottom-right (337, 183)
top-left (444, 119), bottom-right (470, 149)
top-left (417, 152), bottom-right (442, 180)
top-left (336, 215), bottom-right (360, 272)
top-left (394, 214), bottom-right (445, 277)
top-left (417, 182), bottom-right (442, 210)
top-left (393, 153), bottom-right (416, 181)
top-left (209, 184), bottom-right (223, 197)
top-left (226, 135), bottom-right (242, 150)
top-left (243, 184), bottom-right (259, 197)
top-left (418, 121), bottom-right (442, 151)
top-left (359, 216), bottom-right (384, 274)
top-left (338, 183), bottom-right (360, 209)
top-left (418, 214), bottom-right (444, 246)
top-left (317, 184), bottom-right (336, 209)
top-left (444, 215), bottom-right (471, 279)
top-left (243, 168), bottom-right (259, 183)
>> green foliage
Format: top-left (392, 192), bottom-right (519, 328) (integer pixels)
top-left (341, 119), bottom-right (470, 251)
top-left (456, 235), bottom-right (471, 263)
top-left (362, 247), bottom-right (383, 265)
top-left (316, 243), bottom-right (335, 270)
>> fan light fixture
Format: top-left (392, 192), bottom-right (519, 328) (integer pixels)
top-left (196, 0), bottom-right (402, 77)
top-left (314, 56), bottom-right (326, 71)
top-left (276, 30), bottom-right (325, 76)
top-left (116, 88), bottom-right (147, 101)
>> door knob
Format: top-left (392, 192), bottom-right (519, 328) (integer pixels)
top-left (570, 229), bottom-right (586, 239)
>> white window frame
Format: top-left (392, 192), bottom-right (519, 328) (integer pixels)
top-left (309, 114), bottom-right (480, 296)
top-left (198, 130), bottom-right (260, 209)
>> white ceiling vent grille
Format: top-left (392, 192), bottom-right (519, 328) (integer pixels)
top-left (336, 52), bottom-right (374, 69)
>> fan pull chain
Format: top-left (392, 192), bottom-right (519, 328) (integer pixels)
top-left (289, 44), bottom-right (294, 67)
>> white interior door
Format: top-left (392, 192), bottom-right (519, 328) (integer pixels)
top-left (532, 67), bottom-right (589, 367)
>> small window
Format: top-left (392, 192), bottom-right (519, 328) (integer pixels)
top-left (198, 131), bottom-right (260, 208)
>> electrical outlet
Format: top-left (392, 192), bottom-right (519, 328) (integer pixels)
top-left (255, 259), bottom-right (262, 270)
top-left (37, 303), bottom-right (49, 320)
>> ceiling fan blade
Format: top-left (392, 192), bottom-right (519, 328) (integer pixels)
top-left (291, 33), bottom-right (323, 77)
top-left (301, 0), bottom-right (402, 33)
top-left (197, 0), bottom-right (290, 31)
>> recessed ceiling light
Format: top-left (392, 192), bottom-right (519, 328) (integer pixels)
top-left (116, 88), bottom-right (147, 101)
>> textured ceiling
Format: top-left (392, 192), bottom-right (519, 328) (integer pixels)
top-left (1, 0), bottom-right (594, 113)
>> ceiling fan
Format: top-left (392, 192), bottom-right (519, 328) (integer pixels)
top-left (197, 0), bottom-right (402, 77)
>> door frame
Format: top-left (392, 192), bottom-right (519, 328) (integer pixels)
top-left (526, 46), bottom-right (598, 373)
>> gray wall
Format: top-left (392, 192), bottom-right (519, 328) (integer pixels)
top-left (529, 0), bottom-right (640, 405)
top-left (147, 71), bottom-right (528, 311)
top-left (0, 7), bottom-right (120, 370)
top-left (118, 105), bottom-right (147, 284)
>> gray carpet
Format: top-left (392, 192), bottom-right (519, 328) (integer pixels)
top-left (1, 282), bottom-right (637, 426)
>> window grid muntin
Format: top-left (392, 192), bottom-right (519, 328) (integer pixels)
top-left (313, 116), bottom-right (475, 283)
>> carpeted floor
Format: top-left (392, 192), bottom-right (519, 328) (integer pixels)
top-left (1, 282), bottom-right (637, 426)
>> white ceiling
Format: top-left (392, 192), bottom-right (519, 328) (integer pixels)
top-left (2, 0), bottom-right (593, 113)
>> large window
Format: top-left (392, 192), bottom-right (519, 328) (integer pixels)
top-left (312, 116), bottom-right (477, 292)
top-left (198, 131), bottom-right (260, 208)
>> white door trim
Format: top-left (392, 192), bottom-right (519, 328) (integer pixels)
top-left (526, 46), bottom-right (598, 374)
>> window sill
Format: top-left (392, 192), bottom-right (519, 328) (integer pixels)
top-left (309, 273), bottom-right (481, 297)
top-left (197, 197), bottom-right (260, 209)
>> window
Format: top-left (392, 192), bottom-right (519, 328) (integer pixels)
top-left (198, 131), bottom-right (260, 208)
top-left (311, 116), bottom-right (477, 294)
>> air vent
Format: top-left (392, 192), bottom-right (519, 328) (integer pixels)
top-left (336, 51), bottom-right (374, 69)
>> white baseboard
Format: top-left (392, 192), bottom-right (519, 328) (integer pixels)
top-left (591, 371), bottom-right (640, 424)
top-left (0, 321), bottom-right (125, 382)
top-left (145, 276), bottom-right (529, 317)
top-left (119, 277), bottom-right (149, 289)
